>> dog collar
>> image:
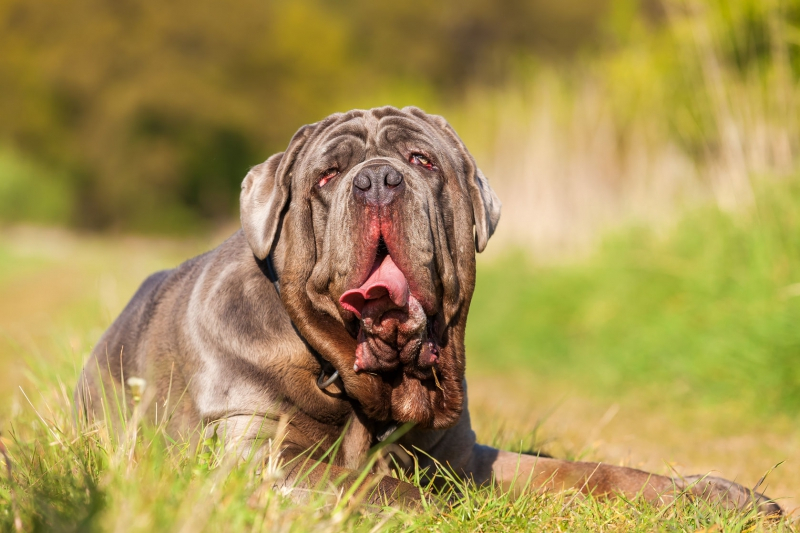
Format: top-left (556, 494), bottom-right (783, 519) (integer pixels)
top-left (316, 361), bottom-right (340, 390)
top-left (375, 421), bottom-right (400, 442)
top-left (264, 252), bottom-right (280, 294)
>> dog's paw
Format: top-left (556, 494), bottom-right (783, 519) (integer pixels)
top-left (676, 475), bottom-right (782, 517)
top-left (372, 476), bottom-right (425, 511)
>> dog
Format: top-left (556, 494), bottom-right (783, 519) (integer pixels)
top-left (76, 106), bottom-right (780, 514)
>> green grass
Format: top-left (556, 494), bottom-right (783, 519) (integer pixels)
top-left (2, 178), bottom-right (800, 530)
top-left (0, 388), bottom-right (790, 532)
top-left (468, 178), bottom-right (800, 417)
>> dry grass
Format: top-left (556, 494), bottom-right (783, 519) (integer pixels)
top-left (466, 373), bottom-right (800, 518)
top-left (0, 228), bottom-right (797, 530)
top-left (0, 226), bottom-right (216, 408)
top-left (448, 0), bottom-right (800, 261)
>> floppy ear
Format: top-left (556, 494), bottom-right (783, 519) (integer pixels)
top-left (240, 125), bottom-right (315, 260)
top-left (470, 166), bottom-right (502, 253)
top-left (406, 107), bottom-right (501, 252)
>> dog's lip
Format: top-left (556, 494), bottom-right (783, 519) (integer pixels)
top-left (339, 250), bottom-right (409, 319)
top-left (338, 233), bottom-right (437, 318)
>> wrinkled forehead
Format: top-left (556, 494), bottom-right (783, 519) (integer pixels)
top-left (309, 107), bottom-right (444, 156)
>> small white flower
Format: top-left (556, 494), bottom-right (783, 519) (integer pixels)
top-left (126, 377), bottom-right (147, 401)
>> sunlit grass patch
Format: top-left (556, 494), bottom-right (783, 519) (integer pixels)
top-left (0, 365), bottom-right (793, 532)
top-left (468, 177), bottom-right (800, 417)
top-left (1, 174), bottom-right (800, 528)
top-left (2, 376), bottom-right (408, 532)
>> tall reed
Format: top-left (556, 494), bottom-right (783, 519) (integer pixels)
top-left (451, 0), bottom-right (799, 260)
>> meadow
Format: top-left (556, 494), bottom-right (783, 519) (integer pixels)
top-left (2, 0), bottom-right (800, 530)
top-left (0, 174), bottom-right (798, 531)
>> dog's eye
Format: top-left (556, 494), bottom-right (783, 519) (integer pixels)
top-left (318, 168), bottom-right (339, 187)
top-left (409, 153), bottom-right (436, 171)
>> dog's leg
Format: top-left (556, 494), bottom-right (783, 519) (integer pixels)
top-left (464, 445), bottom-right (781, 515)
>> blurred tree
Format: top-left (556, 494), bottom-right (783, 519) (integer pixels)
top-left (0, 0), bottom-right (669, 232)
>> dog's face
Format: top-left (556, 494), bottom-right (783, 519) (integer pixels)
top-left (241, 107), bottom-right (500, 429)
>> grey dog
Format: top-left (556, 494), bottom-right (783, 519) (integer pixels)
top-left (76, 106), bottom-right (780, 514)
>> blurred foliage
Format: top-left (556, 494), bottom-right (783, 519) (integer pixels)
top-left (1, 0), bottom-right (799, 233)
top-left (0, 148), bottom-right (74, 225)
top-left (0, 0), bottom-right (606, 232)
top-left (592, 0), bottom-right (800, 157)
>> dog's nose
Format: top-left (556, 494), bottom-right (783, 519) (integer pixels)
top-left (352, 164), bottom-right (404, 205)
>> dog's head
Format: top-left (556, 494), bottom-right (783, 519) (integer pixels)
top-left (241, 106), bottom-right (500, 429)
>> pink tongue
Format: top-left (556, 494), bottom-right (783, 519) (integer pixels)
top-left (340, 255), bottom-right (410, 319)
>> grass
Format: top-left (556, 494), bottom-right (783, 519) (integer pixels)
top-left (0, 387), bottom-right (792, 532)
top-left (468, 178), bottom-right (800, 416)
top-left (1, 1), bottom-right (799, 529)
top-left (1, 177), bottom-right (800, 530)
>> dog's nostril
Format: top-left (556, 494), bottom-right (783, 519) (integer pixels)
top-left (385, 169), bottom-right (403, 187)
top-left (354, 174), bottom-right (371, 191)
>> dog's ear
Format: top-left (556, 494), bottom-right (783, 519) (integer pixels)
top-left (240, 125), bottom-right (315, 260)
top-left (469, 166), bottom-right (502, 253)
top-left (407, 107), bottom-right (501, 252)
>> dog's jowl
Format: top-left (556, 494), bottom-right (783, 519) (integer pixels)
top-left (76, 106), bottom-right (780, 514)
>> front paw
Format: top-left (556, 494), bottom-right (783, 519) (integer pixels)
top-left (675, 475), bottom-right (782, 517)
top-left (372, 476), bottom-right (424, 511)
